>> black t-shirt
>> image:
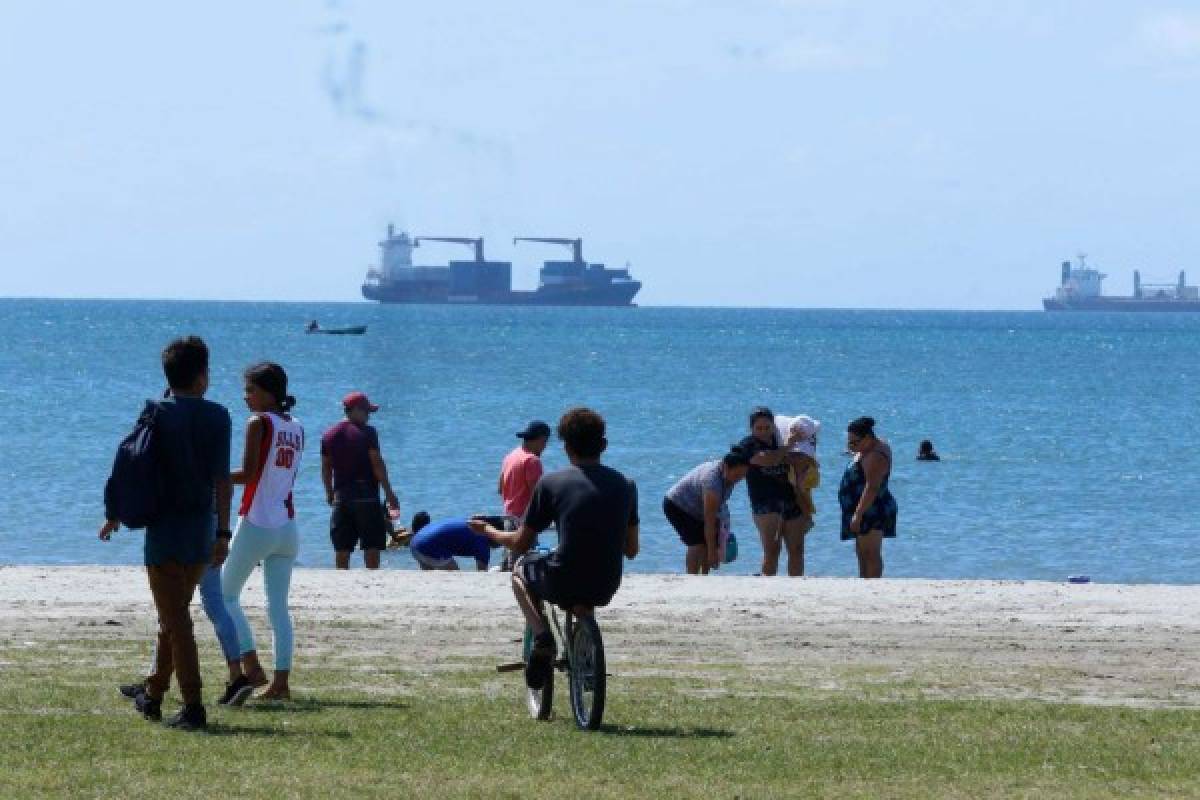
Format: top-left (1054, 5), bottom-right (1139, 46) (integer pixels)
top-left (524, 463), bottom-right (639, 606)
top-left (738, 433), bottom-right (791, 505)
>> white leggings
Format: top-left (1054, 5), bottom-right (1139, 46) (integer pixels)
top-left (221, 518), bottom-right (299, 671)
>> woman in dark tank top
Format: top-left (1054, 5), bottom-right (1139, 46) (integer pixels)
top-left (741, 407), bottom-right (812, 577)
top-left (837, 416), bottom-right (898, 579)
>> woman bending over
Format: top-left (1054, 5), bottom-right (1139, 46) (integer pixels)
top-left (663, 445), bottom-right (751, 574)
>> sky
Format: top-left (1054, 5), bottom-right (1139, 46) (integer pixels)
top-left (2, 1), bottom-right (1200, 309)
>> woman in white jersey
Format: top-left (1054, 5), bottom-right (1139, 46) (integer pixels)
top-left (222, 362), bottom-right (304, 702)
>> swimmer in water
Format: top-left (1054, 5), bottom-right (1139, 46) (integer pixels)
top-left (917, 439), bottom-right (940, 461)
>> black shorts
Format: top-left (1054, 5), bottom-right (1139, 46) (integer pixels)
top-left (330, 501), bottom-right (389, 552)
top-left (663, 498), bottom-right (706, 547)
top-left (750, 495), bottom-right (805, 521)
top-left (517, 552), bottom-right (611, 609)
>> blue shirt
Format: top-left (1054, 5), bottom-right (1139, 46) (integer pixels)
top-left (144, 395), bottom-right (231, 567)
top-left (411, 518), bottom-right (492, 567)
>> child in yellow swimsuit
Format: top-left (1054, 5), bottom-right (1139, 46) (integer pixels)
top-left (775, 415), bottom-right (821, 519)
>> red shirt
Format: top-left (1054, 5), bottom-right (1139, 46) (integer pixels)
top-left (500, 446), bottom-right (543, 518)
top-left (320, 420), bottom-right (381, 502)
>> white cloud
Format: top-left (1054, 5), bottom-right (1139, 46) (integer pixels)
top-left (1138, 11), bottom-right (1200, 60)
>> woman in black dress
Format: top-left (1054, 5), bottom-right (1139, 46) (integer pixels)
top-left (837, 417), bottom-right (897, 578)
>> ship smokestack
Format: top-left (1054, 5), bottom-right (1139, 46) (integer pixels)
top-left (388, 223), bottom-right (395, 238)
top-left (1061, 261), bottom-right (1071, 287)
top-left (1134, 270), bottom-right (1142, 298)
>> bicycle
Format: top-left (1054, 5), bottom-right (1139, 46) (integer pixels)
top-left (499, 603), bottom-right (607, 730)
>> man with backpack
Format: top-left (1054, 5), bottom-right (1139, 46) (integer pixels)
top-left (99, 336), bottom-right (233, 730)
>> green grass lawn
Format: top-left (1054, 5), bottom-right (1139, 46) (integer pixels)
top-left (1, 639), bottom-right (1197, 799)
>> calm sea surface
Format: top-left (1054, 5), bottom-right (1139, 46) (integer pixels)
top-left (2, 299), bottom-right (1197, 583)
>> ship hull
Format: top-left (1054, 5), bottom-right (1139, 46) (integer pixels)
top-left (1044, 297), bottom-right (1200, 312)
top-left (363, 282), bottom-right (641, 307)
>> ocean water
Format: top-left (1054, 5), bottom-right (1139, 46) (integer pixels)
top-left (1, 298), bottom-right (1197, 584)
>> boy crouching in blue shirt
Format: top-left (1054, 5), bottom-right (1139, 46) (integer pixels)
top-left (408, 512), bottom-right (499, 571)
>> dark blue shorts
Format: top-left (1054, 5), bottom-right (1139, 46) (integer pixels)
top-left (663, 498), bottom-right (705, 547)
top-left (517, 552), bottom-right (611, 609)
top-left (518, 552), bottom-right (568, 608)
top-left (840, 514), bottom-right (898, 541)
top-left (750, 495), bottom-right (805, 521)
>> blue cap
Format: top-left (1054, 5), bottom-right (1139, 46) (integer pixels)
top-left (516, 420), bottom-right (551, 440)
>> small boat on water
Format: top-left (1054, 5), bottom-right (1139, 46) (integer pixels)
top-left (306, 320), bottom-right (367, 335)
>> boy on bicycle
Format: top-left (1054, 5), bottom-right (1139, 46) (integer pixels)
top-left (470, 407), bottom-right (639, 690)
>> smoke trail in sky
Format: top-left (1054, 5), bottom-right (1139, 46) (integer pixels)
top-left (317, 0), bottom-right (380, 124)
top-left (321, 37), bottom-right (380, 122)
top-left (314, 1), bottom-right (510, 159)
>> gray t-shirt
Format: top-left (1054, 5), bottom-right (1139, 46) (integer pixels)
top-left (665, 460), bottom-right (732, 522)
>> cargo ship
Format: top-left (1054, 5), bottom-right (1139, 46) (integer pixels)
top-left (1043, 254), bottom-right (1200, 311)
top-left (361, 225), bottom-right (641, 306)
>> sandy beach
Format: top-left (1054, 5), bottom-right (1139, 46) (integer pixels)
top-left (2, 566), bottom-right (1198, 709)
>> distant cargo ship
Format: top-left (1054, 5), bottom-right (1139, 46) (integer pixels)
top-left (361, 225), bottom-right (641, 306)
top-left (1043, 254), bottom-right (1200, 311)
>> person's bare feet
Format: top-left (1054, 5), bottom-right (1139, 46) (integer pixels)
top-left (241, 652), bottom-right (269, 687)
top-left (258, 669), bottom-right (291, 701)
top-left (258, 684), bottom-right (291, 701)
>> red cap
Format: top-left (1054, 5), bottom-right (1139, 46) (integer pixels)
top-left (342, 391), bottom-right (379, 412)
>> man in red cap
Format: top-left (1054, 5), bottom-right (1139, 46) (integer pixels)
top-left (320, 391), bottom-right (400, 569)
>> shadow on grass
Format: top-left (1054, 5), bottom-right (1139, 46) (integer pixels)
top-left (596, 724), bottom-right (734, 739)
top-left (203, 724), bottom-right (352, 739)
top-left (243, 697), bottom-right (409, 714)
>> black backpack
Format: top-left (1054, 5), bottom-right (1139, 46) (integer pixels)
top-left (103, 400), bottom-right (166, 529)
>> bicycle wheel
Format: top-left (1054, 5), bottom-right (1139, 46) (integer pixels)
top-left (567, 615), bottom-right (606, 730)
top-left (522, 625), bottom-right (553, 720)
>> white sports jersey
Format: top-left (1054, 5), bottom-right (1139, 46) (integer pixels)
top-left (239, 412), bottom-right (304, 529)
